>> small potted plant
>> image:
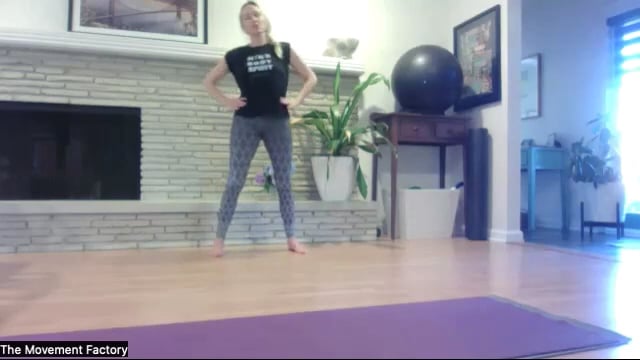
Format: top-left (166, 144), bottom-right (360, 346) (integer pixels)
top-left (291, 62), bottom-right (396, 201)
top-left (254, 161), bottom-right (296, 194)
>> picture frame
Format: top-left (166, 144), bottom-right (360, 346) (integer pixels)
top-left (453, 5), bottom-right (501, 112)
top-left (68, 0), bottom-right (208, 44)
top-left (521, 53), bottom-right (542, 119)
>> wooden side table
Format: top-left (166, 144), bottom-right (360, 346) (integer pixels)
top-left (370, 112), bottom-right (471, 240)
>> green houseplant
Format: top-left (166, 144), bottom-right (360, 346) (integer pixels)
top-left (569, 113), bottom-right (621, 188)
top-left (292, 62), bottom-right (396, 200)
top-left (568, 113), bottom-right (625, 222)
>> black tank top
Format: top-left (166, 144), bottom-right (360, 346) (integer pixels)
top-left (224, 42), bottom-right (291, 118)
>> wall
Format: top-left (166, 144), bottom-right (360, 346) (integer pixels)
top-left (445, 0), bottom-right (523, 241)
top-left (0, 0), bottom-right (368, 64)
top-left (520, 0), bottom-right (638, 229)
top-left (0, 0), bottom-right (65, 33)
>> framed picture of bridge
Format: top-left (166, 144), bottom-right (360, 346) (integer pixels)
top-left (68, 0), bottom-right (208, 44)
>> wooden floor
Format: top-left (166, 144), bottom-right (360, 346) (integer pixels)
top-left (1, 238), bottom-right (638, 358)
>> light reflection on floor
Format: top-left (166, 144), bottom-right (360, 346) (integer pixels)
top-left (612, 250), bottom-right (640, 334)
top-left (524, 228), bottom-right (640, 262)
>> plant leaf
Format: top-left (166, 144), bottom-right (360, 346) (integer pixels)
top-left (302, 110), bottom-right (329, 120)
top-left (587, 116), bottom-right (601, 125)
top-left (357, 141), bottom-right (377, 154)
top-left (326, 156), bottom-right (330, 180)
top-left (328, 105), bottom-right (347, 155)
top-left (356, 160), bottom-right (367, 199)
top-left (330, 104), bottom-right (341, 135)
top-left (328, 139), bottom-right (342, 155)
top-left (348, 126), bottom-right (369, 137)
top-left (341, 73), bottom-right (389, 130)
top-left (333, 62), bottom-right (341, 105)
top-left (302, 118), bottom-right (332, 143)
top-left (340, 98), bottom-right (354, 130)
top-left (375, 132), bottom-right (398, 157)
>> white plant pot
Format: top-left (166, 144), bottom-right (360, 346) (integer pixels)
top-left (576, 181), bottom-right (626, 223)
top-left (311, 156), bottom-right (355, 201)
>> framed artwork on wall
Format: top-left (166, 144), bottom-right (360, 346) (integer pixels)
top-left (521, 53), bottom-right (541, 119)
top-left (453, 5), bottom-right (501, 112)
top-left (68, 0), bottom-right (208, 44)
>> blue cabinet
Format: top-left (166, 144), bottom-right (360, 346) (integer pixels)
top-left (521, 146), bottom-right (569, 231)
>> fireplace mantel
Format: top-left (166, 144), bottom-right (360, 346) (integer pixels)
top-left (0, 28), bottom-right (365, 77)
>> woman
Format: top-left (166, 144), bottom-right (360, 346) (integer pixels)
top-left (203, 1), bottom-right (318, 257)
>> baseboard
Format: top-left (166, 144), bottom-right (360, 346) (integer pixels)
top-left (489, 229), bottom-right (524, 243)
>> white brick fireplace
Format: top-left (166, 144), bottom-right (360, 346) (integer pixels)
top-left (0, 28), bottom-right (378, 253)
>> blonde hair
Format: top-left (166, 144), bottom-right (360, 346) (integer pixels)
top-left (240, 1), bottom-right (282, 59)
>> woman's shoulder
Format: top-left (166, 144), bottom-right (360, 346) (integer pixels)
top-left (276, 42), bottom-right (291, 62)
top-left (225, 45), bottom-right (248, 57)
top-left (224, 45), bottom-right (251, 65)
top-left (278, 41), bottom-right (291, 50)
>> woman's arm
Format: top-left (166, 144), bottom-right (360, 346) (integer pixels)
top-left (285, 47), bottom-right (318, 109)
top-left (203, 58), bottom-right (246, 111)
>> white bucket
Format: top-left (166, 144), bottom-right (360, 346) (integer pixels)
top-left (397, 188), bottom-right (461, 240)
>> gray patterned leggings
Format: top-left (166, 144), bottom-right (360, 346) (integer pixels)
top-left (216, 114), bottom-right (295, 240)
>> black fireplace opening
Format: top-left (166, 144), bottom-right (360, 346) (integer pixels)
top-left (0, 101), bottom-right (141, 200)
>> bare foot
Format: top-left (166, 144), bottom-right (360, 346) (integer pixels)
top-left (213, 239), bottom-right (224, 258)
top-left (287, 238), bottom-right (306, 254)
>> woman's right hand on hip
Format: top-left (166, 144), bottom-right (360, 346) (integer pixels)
top-left (223, 97), bottom-right (247, 111)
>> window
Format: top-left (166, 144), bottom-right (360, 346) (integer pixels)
top-left (608, 9), bottom-right (640, 78)
top-left (608, 9), bottom-right (640, 216)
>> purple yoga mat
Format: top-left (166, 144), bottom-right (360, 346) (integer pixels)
top-left (0, 296), bottom-right (630, 359)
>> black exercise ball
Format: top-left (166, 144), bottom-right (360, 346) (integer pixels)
top-left (391, 45), bottom-right (463, 115)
